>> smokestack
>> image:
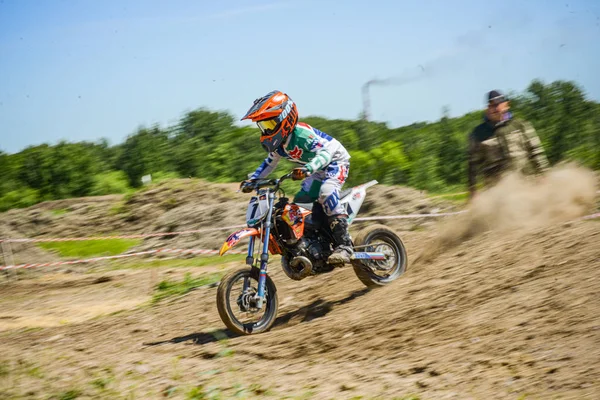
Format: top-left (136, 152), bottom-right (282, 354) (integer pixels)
top-left (362, 81), bottom-right (371, 121)
top-left (361, 67), bottom-right (428, 122)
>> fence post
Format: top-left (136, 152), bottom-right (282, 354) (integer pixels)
top-left (1, 241), bottom-right (17, 282)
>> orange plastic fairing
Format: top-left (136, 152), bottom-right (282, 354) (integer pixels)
top-left (219, 228), bottom-right (283, 256)
top-left (268, 233), bottom-right (282, 255)
top-left (282, 204), bottom-right (311, 239)
top-left (219, 228), bottom-right (260, 256)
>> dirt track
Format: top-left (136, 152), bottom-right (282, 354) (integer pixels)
top-left (1, 217), bottom-right (599, 399)
top-left (1, 168), bottom-right (599, 399)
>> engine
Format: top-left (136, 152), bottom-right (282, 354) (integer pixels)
top-left (279, 236), bottom-right (334, 280)
top-left (297, 235), bottom-right (333, 272)
top-left (273, 205), bottom-right (335, 280)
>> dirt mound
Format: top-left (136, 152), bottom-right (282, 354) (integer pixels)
top-left (1, 216), bottom-right (598, 398)
top-left (139, 182), bottom-right (461, 251)
top-left (0, 180), bottom-right (247, 241)
top-left (1, 178), bottom-right (459, 257)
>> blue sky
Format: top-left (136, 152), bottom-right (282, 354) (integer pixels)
top-left (1, 0), bottom-right (599, 153)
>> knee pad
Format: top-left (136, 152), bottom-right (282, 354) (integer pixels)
top-left (320, 192), bottom-right (343, 216)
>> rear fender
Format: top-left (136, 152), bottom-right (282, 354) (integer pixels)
top-left (219, 228), bottom-right (260, 256)
top-left (341, 180), bottom-right (378, 224)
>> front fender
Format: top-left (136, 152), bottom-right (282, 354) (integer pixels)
top-left (219, 228), bottom-right (260, 256)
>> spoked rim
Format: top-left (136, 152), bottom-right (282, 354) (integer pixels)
top-left (362, 241), bottom-right (397, 272)
top-left (359, 236), bottom-right (404, 281)
top-left (225, 271), bottom-right (272, 331)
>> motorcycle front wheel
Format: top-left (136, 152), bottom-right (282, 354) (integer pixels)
top-left (351, 224), bottom-right (408, 288)
top-left (216, 267), bottom-right (279, 335)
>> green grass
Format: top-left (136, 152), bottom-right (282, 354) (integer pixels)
top-left (426, 188), bottom-right (469, 203)
top-left (37, 238), bottom-right (141, 258)
top-left (152, 272), bottom-right (223, 303)
top-left (50, 208), bottom-right (69, 216)
top-left (52, 389), bottom-right (82, 400)
top-left (0, 361), bottom-right (9, 377)
top-left (91, 378), bottom-right (108, 390)
top-left (108, 202), bottom-right (128, 215)
top-left (429, 192), bottom-right (468, 202)
top-left (185, 385), bottom-right (219, 399)
top-left (27, 365), bottom-right (44, 379)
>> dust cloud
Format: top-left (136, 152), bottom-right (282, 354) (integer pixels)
top-left (417, 163), bottom-right (598, 263)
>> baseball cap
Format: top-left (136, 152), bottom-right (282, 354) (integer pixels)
top-left (487, 90), bottom-right (508, 105)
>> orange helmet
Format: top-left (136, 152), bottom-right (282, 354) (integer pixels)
top-left (241, 90), bottom-right (298, 153)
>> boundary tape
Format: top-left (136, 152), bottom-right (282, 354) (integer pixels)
top-left (1, 208), bottom-right (598, 243)
top-left (0, 248), bottom-right (245, 271)
top-left (581, 212), bottom-right (600, 220)
top-left (0, 211), bottom-right (468, 271)
top-left (1, 210), bottom-right (598, 271)
top-left (353, 211), bottom-right (467, 221)
top-left (0, 225), bottom-right (247, 244)
top-left (0, 212), bottom-right (468, 243)
top-left (2, 189), bottom-right (598, 244)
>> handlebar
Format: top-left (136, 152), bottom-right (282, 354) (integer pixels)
top-left (240, 172), bottom-right (294, 193)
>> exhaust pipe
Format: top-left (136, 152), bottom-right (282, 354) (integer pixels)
top-left (281, 256), bottom-right (313, 281)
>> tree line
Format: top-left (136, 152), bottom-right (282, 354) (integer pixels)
top-left (1, 79), bottom-right (599, 212)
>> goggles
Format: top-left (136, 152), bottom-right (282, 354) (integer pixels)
top-left (257, 119), bottom-right (278, 134)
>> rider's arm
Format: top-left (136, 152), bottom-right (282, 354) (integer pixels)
top-left (249, 152), bottom-right (281, 180)
top-left (521, 121), bottom-right (550, 173)
top-left (304, 149), bottom-right (333, 174)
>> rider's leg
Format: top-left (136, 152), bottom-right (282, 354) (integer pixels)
top-left (327, 214), bottom-right (353, 264)
top-left (293, 173), bottom-right (321, 203)
top-left (317, 162), bottom-right (353, 265)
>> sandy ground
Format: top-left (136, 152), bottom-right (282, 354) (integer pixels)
top-left (1, 165), bottom-right (599, 399)
top-left (0, 218), bottom-right (598, 399)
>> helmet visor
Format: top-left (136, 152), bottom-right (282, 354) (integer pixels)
top-left (257, 119), bottom-right (278, 134)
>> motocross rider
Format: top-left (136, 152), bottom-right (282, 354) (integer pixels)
top-left (240, 90), bottom-right (353, 265)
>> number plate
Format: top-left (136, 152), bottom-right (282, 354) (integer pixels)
top-left (246, 196), bottom-right (269, 226)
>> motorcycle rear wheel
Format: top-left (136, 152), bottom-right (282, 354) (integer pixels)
top-left (351, 224), bottom-right (407, 288)
top-left (216, 267), bottom-right (279, 335)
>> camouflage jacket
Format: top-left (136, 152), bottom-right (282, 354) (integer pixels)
top-left (468, 117), bottom-right (549, 191)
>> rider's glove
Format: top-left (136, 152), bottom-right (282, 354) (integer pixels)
top-left (292, 167), bottom-right (309, 181)
top-left (240, 180), bottom-right (254, 193)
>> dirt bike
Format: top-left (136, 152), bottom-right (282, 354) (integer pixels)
top-left (216, 172), bottom-right (407, 335)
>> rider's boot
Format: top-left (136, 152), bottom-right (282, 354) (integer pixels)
top-left (327, 215), bottom-right (354, 265)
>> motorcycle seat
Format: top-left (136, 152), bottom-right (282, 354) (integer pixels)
top-left (339, 188), bottom-right (352, 199)
top-left (296, 202), bottom-right (313, 210)
top-left (295, 188), bottom-right (353, 211)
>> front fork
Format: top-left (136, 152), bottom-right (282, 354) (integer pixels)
top-left (244, 191), bottom-right (275, 310)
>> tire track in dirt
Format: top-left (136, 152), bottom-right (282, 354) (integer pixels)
top-left (1, 220), bottom-right (599, 399)
top-left (1, 166), bottom-right (598, 399)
